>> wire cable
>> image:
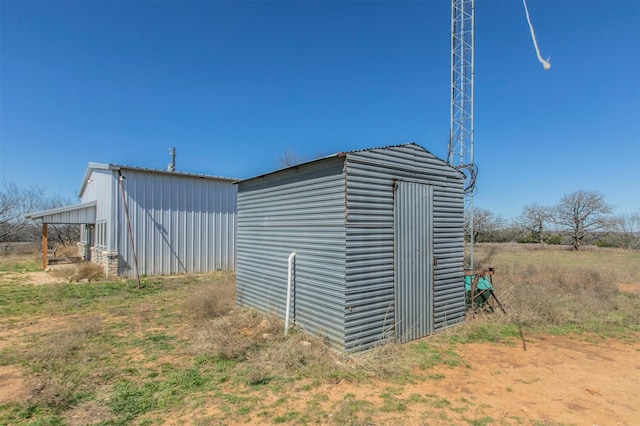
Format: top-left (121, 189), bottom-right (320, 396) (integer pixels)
top-left (523, 0), bottom-right (551, 70)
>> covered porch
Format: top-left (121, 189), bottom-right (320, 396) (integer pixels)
top-left (25, 201), bottom-right (97, 269)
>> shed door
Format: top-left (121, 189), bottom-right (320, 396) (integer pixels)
top-left (394, 181), bottom-right (434, 343)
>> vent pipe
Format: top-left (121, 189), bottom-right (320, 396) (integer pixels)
top-left (284, 252), bottom-right (297, 336)
top-left (168, 147), bottom-right (176, 172)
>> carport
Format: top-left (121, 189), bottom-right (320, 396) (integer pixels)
top-left (25, 201), bottom-right (97, 269)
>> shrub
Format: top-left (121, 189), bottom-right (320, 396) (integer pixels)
top-left (516, 234), bottom-right (540, 244)
top-left (594, 239), bottom-right (615, 248)
top-left (545, 234), bottom-right (563, 245)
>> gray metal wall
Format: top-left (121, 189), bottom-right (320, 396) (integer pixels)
top-left (344, 144), bottom-right (465, 352)
top-left (236, 158), bottom-right (347, 348)
top-left (116, 169), bottom-right (237, 275)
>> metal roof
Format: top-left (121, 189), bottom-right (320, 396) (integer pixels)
top-left (78, 162), bottom-right (238, 197)
top-left (237, 142), bottom-right (458, 184)
top-left (25, 201), bottom-right (97, 224)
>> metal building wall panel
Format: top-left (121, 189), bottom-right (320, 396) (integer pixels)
top-left (344, 144), bottom-right (465, 352)
top-left (29, 202), bottom-right (97, 225)
top-left (432, 188), bottom-right (466, 327)
top-left (79, 169), bottom-right (117, 250)
top-left (117, 169), bottom-right (237, 276)
top-left (79, 169), bottom-right (115, 220)
top-left (236, 158), bottom-right (347, 349)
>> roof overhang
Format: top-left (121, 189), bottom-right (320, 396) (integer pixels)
top-left (236, 142), bottom-right (459, 185)
top-left (25, 201), bottom-right (97, 224)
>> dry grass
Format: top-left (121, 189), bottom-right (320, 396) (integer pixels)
top-left (245, 328), bottom-right (342, 384)
top-left (351, 341), bottom-right (411, 380)
top-left (25, 316), bottom-right (103, 408)
top-left (71, 263), bottom-right (104, 281)
top-left (50, 262), bottom-right (104, 282)
top-left (185, 275), bottom-right (236, 320)
top-left (0, 242), bottom-right (39, 256)
top-left (55, 245), bottom-right (78, 258)
top-left (497, 264), bottom-right (637, 326)
top-left (471, 244), bottom-right (640, 331)
top-left (190, 309), bottom-right (283, 360)
top-left (189, 305), bottom-right (348, 385)
top-left (189, 308), bottom-right (457, 387)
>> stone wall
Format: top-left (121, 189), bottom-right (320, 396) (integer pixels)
top-left (77, 242), bottom-right (88, 261)
top-left (89, 246), bottom-right (119, 277)
top-left (105, 251), bottom-right (119, 276)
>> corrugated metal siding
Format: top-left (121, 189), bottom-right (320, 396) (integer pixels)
top-left (80, 169), bottom-right (117, 250)
top-left (344, 144), bottom-right (465, 352)
top-left (236, 158), bottom-right (347, 349)
top-left (117, 169), bottom-right (237, 276)
top-left (395, 182), bottom-right (434, 343)
top-left (47, 205), bottom-right (95, 224)
top-left (432, 188), bottom-right (466, 329)
top-left (29, 202), bottom-right (97, 224)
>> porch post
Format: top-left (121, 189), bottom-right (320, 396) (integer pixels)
top-left (42, 223), bottom-right (48, 270)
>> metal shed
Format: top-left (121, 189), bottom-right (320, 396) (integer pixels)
top-left (236, 143), bottom-right (466, 353)
top-left (29, 163), bottom-right (237, 276)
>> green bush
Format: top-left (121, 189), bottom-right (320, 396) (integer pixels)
top-left (594, 239), bottom-right (615, 248)
top-left (545, 234), bottom-right (563, 245)
top-left (516, 234), bottom-right (540, 244)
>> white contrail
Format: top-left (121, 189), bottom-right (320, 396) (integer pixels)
top-left (522, 0), bottom-right (551, 70)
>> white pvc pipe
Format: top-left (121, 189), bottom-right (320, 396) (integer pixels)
top-left (284, 252), bottom-right (296, 336)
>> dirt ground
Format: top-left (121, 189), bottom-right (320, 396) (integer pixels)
top-left (350, 335), bottom-right (639, 425)
top-left (1, 272), bottom-right (639, 424)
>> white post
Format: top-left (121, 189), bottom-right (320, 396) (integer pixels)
top-left (284, 252), bottom-right (297, 336)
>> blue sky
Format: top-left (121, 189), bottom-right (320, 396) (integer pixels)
top-left (1, 0), bottom-right (638, 220)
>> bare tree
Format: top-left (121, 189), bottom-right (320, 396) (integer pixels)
top-left (45, 195), bottom-right (82, 247)
top-left (553, 190), bottom-right (613, 251)
top-left (611, 211), bottom-right (640, 250)
top-left (0, 181), bottom-right (47, 242)
top-left (516, 203), bottom-right (552, 244)
top-left (278, 148), bottom-right (302, 167)
top-left (465, 207), bottom-right (504, 243)
top-left (1, 181), bottom-right (80, 248)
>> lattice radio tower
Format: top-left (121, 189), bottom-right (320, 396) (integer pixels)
top-left (448, 0), bottom-right (477, 269)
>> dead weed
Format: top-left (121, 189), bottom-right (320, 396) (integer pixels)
top-left (50, 262), bottom-right (104, 282)
top-left (495, 263), bottom-right (639, 327)
top-left (55, 245), bottom-right (79, 259)
top-left (186, 277), bottom-right (236, 320)
top-left (190, 309), bottom-right (282, 360)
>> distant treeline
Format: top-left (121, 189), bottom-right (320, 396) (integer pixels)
top-left (467, 190), bottom-right (639, 250)
top-left (2, 182), bottom-right (638, 253)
